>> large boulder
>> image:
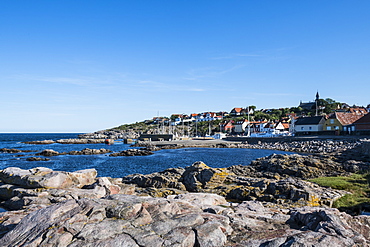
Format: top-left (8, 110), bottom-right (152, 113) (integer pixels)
top-left (68, 169), bottom-right (98, 188)
top-left (122, 167), bottom-right (186, 191)
top-left (0, 167), bottom-right (137, 211)
top-left (180, 161), bottom-right (234, 192)
top-left (0, 167), bottom-right (97, 189)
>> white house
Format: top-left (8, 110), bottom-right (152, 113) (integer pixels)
top-left (234, 119), bottom-right (249, 133)
top-left (294, 116), bottom-right (326, 133)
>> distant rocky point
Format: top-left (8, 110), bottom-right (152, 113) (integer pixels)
top-left (23, 138), bottom-right (113, 145)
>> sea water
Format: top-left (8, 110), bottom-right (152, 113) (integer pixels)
top-left (0, 133), bottom-right (295, 178)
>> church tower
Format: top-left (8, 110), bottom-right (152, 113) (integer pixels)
top-left (315, 91), bottom-right (319, 116)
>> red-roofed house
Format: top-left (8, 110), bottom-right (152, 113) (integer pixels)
top-left (348, 107), bottom-right (368, 115)
top-left (220, 121), bottom-right (234, 133)
top-left (352, 113), bottom-right (370, 133)
top-left (324, 112), bottom-right (366, 133)
top-left (250, 121), bottom-right (268, 133)
top-left (230, 108), bottom-right (246, 116)
top-left (275, 122), bottom-right (290, 132)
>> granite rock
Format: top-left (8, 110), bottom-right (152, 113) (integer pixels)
top-left (0, 193), bottom-right (370, 246)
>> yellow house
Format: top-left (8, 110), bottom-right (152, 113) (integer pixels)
top-left (324, 112), bottom-right (365, 132)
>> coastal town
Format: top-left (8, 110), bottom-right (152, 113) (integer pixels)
top-left (109, 92), bottom-right (370, 140)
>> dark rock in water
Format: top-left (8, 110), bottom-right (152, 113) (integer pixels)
top-left (24, 138), bottom-right (112, 145)
top-left (68, 148), bottom-right (111, 155)
top-left (36, 148), bottom-right (112, 156)
top-left (0, 148), bottom-right (22, 153)
top-left (56, 138), bottom-right (113, 144)
top-left (23, 140), bottom-right (55, 145)
top-left (110, 149), bottom-right (154, 157)
top-left (36, 149), bottom-right (61, 156)
top-left (142, 146), bottom-right (161, 151)
top-left (0, 148), bottom-right (33, 153)
top-left (26, 157), bottom-right (50, 162)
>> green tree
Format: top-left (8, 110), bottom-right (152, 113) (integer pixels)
top-left (317, 98), bottom-right (341, 114)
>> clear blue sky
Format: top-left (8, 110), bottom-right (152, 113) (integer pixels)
top-left (1, 1), bottom-right (369, 133)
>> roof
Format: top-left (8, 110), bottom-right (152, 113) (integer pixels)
top-left (235, 119), bottom-right (249, 125)
top-left (221, 121), bottom-right (233, 127)
top-left (295, 116), bottom-right (325, 125)
top-left (354, 113), bottom-right (370, 124)
top-left (349, 108), bottom-right (368, 115)
top-left (231, 108), bottom-right (243, 113)
top-left (264, 123), bottom-right (274, 128)
top-left (299, 102), bottom-right (316, 110)
top-left (332, 112), bottom-right (364, 126)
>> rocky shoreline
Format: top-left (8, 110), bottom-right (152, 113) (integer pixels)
top-left (133, 138), bottom-right (364, 154)
top-left (0, 142), bottom-right (370, 246)
top-left (78, 129), bottom-right (139, 140)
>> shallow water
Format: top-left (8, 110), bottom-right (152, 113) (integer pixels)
top-left (0, 133), bottom-right (295, 178)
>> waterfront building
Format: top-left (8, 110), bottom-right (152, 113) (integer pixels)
top-left (351, 113), bottom-right (370, 134)
top-left (294, 116), bottom-right (326, 134)
top-left (324, 112), bottom-right (365, 133)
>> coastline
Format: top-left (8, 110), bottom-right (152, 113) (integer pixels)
top-left (0, 136), bottom-right (370, 245)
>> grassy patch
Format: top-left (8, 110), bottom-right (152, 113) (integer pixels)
top-left (309, 173), bottom-right (370, 212)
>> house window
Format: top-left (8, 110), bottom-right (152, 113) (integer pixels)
top-left (327, 126), bottom-right (331, 130)
top-left (334, 126), bottom-right (339, 130)
top-left (301, 127), bottom-right (304, 130)
top-left (309, 127), bottom-right (312, 130)
top-left (330, 119), bottom-right (335, 124)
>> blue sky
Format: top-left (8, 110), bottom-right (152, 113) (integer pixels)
top-left (1, 1), bottom-right (369, 133)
